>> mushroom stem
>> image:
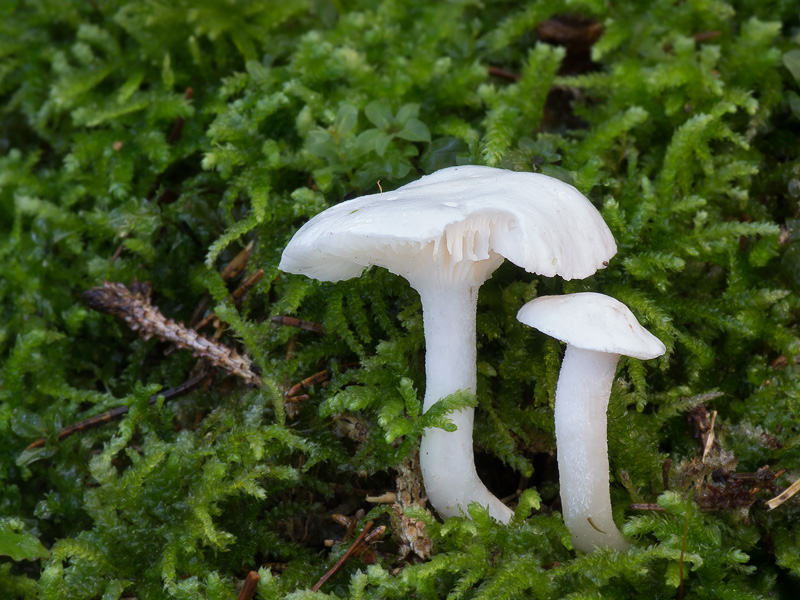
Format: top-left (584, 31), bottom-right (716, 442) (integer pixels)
top-left (555, 345), bottom-right (628, 552)
top-left (415, 279), bottom-right (513, 523)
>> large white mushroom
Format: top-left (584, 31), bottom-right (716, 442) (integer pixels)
top-left (517, 292), bottom-right (665, 551)
top-left (280, 165), bottom-right (616, 523)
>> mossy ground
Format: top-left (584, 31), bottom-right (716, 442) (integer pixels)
top-left (2, 1), bottom-right (800, 598)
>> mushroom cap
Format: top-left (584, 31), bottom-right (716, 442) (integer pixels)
top-left (279, 166), bottom-right (616, 283)
top-left (516, 292), bottom-right (666, 359)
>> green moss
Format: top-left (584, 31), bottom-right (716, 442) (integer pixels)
top-left (2, 0), bottom-right (800, 597)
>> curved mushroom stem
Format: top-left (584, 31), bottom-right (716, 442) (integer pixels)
top-left (415, 280), bottom-right (513, 523)
top-left (555, 345), bottom-right (629, 552)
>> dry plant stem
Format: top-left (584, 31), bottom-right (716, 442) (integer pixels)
top-left (84, 282), bottom-right (261, 385)
top-left (766, 476), bottom-right (800, 509)
top-left (195, 269), bottom-right (264, 331)
top-left (221, 240), bottom-right (255, 281)
top-left (311, 522), bottom-right (374, 592)
top-left (701, 410), bottom-right (717, 463)
top-left (678, 504), bottom-right (691, 600)
top-left (555, 346), bottom-right (628, 551)
top-left (488, 65), bottom-right (521, 81)
top-left (236, 571), bottom-right (260, 600)
top-left (416, 280), bottom-right (513, 523)
top-left (285, 369), bottom-right (330, 398)
top-left (167, 87), bottom-right (194, 145)
top-left (629, 503), bottom-right (666, 512)
top-left (270, 316), bottom-right (325, 334)
top-left (188, 240), bottom-right (254, 327)
top-left (25, 372), bottom-right (209, 450)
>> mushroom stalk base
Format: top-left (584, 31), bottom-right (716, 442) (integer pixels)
top-left (416, 281), bottom-right (512, 523)
top-left (555, 346), bottom-right (628, 552)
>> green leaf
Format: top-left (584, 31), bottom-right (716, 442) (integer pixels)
top-left (335, 103), bottom-right (359, 137)
top-left (354, 128), bottom-right (392, 157)
top-left (782, 49), bottom-right (800, 85)
top-left (0, 519), bottom-right (50, 561)
top-left (420, 136), bottom-right (470, 173)
top-left (396, 118), bottom-right (431, 142)
top-left (395, 103), bottom-right (420, 124)
top-left (365, 99), bottom-right (393, 129)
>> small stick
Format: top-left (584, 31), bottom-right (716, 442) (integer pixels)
top-left (167, 88), bottom-right (194, 145)
top-left (701, 410), bottom-right (717, 463)
top-left (766, 476), bottom-right (800, 510)
top-left (285, 394), bottom-right (310, 403)
top-left (629, 503), bottom-right (666, 512)
top-left (311, 522), bottom-right (374, 592)
top-left (270, 316), bottom-right (324, 334)
top-left (188, 241), bottom-right (255, 328)
top-left (366, 492), bottom-right (397, 504)
top-left (236, 571), bottom-right (260, 600)
top-left (586, 517), bottom-right (606, 534)
top-left (488, 65), bottom-right (521, 81)
top-left (285, 362), bottom-right (360, 399)
top-left (25, 372), bottom-right (208, 450)
top-left (693, 31), bottom-right (721, 43)
top-left (220, 240), bottom-right (255, 282)
top-left (195, 269), bottom-right (264, 331)
top-left (286, 370), bottom-right (330, 398)
top-left (678, 503), bottom-right (691, 600)
top-left (84, 282), bottom-right (261, 385)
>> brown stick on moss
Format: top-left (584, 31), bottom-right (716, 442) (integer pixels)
top-left (83, 281), bottom-right (261, 386)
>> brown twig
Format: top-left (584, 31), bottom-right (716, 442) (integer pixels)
top-left (487, 65), bottom-right (521, 81)
top-left (220, 240), bottom-right (254, 282)
top-left (195, 269), bottom-right (264, 331)
top-left (286, 369), bottom-right (330, 398)
top-left (629, 503), bottom-right (666, 512)
top-left (168, 87), bottom-right (194, 145)
top-left (766, 474), bottom-right (800, 510)
top-left (83, 281), bottom-right (261, 385)
top-left (236, 571), bottom-right (260, 600)
top-left (187, 241), bottom-right (255, 329)
top-left (311, 522), bottom-right (375, 592)
top-left (678, 501), bottom-right (691, 600)
top-left (270, 316), bottom-right (324, 334)
top-left (25, 372), bottom-right (209, 450)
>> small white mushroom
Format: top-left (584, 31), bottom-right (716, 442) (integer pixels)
top-left (280, 166), bottom-right (616, 523)
top-left (517, 292), bottom-right (665, 551)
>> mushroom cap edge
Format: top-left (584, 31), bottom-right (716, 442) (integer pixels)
top-left (516, 292), bottom-right (666, 360)
top-left (278, 165), bottom-right (617, 283)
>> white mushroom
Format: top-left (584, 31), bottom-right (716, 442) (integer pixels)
top-left (516, 292), bottom-right (665, 551)
top-left (280, 166), bottom-right (616, 523)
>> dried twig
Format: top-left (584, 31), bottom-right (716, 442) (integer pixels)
top-left (366, 492), bottom-right (397, 504)
top-left (678, 498), bottom-right (691, 600)
top-left (219, 240), bottom-right (255, 282)
top-left (701, 410), bottom-right (717, 463)
top-left (25, 372), bottom-right (209, 450)
top-left (195, 269), bottom-right (265, 331)
top-left (286, 369), bottom-right (330, 398)
top-left (187, 241), bottom-right (255, 328)
top-left (312, 522), bottom-right (380, 592)
top-left (487, 65), bottom-right (520, 81)
top-left (629, 503), bottom-right (666, 512)
top-left (766, 475), bottom-right (800, 510)
top-left (83, 281), bottom-right (261, 385)
top-left (270, 316), bottom-right (324, 334)
top-left (168, 87), bottom-right (194, 145)
top-left (236, 571), bottom-right (260, 600)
